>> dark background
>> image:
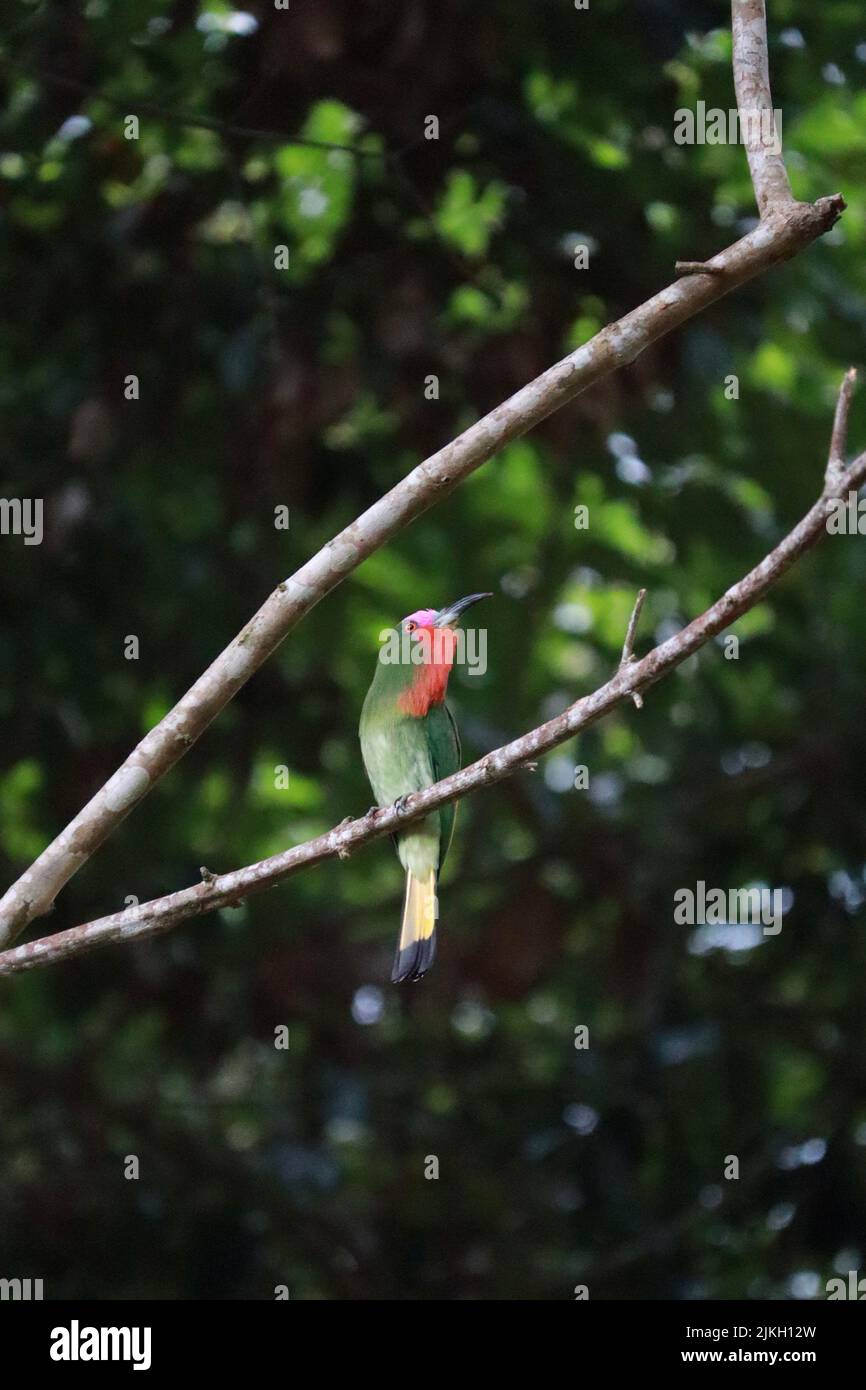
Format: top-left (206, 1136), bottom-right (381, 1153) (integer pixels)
top-left (2, 0), bottom-right (866, 1300)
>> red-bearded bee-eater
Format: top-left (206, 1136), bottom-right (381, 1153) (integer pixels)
top-left (360, 593), bottom-right (491, 983)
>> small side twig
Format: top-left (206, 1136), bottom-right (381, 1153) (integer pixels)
top-left (826, 367), bottom-right (858, 487)
top-left (619, 588), bottom-right (648, 709)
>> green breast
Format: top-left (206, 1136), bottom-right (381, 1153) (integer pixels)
top-left (360, 670), bottom-right (460, 874)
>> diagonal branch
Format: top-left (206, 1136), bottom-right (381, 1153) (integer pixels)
top-left (2, 378), bottom-right (862, 979)
top-left (0, 3), bottom-right (845, 949)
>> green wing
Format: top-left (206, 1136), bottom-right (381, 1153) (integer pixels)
top-left (426, 700), bottom-right (461, 875)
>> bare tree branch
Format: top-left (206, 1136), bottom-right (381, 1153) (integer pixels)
top-left (0, 4), bottom-right (845, 949)
top-left (731, 0), bottom-right (794, 216)
top-left (2, 383), bottom-right (863, 979)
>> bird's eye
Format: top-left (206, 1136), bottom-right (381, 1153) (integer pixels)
top-left (405, 621), bottom-right (416, 633)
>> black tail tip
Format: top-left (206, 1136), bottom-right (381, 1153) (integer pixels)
top-left (391, 932), bottom-right (437, 984)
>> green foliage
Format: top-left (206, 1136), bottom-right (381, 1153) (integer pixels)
top-left (434, 169), bottom-right (507, 256)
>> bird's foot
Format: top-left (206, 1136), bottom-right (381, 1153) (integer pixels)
top-left (393, 794), bottom-right (413, 814)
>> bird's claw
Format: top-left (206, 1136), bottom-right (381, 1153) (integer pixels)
top-left (393, 795), bottom-right (412, 814)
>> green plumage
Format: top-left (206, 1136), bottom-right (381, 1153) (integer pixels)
top-left (359, 654), bottom-right (460, 875)
top-left (359, 646), bottom-right (460, 981)
top-left (359, 591), bottom-right (489, 981)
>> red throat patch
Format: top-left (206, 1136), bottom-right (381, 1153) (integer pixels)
top-left (397, 628), bottom-right (458, 716)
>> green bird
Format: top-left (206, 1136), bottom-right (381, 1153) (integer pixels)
top-left (360, 592), bottom-right (491, 982)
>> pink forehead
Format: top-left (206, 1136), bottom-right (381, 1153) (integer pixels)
top-left (403, 607), bottom-right (438, 627)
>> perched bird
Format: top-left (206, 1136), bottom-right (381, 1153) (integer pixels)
top-left (360, 593), bottom-right (491, 982)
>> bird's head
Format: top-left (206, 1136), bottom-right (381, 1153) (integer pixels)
top-left (400, 591), bottom-right (493, 641)
top-left (387, 593), bottom-right (492, 714)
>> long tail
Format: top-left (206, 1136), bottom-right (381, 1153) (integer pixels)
top-left (392, 867), bottom-right (437, 983)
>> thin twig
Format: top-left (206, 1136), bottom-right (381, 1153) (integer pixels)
top-left (826, 367), bottom-right (858, 483)
top-left (619, 588), bottom-right (648, 709)
top-left (620, 588), bottom-right (648, 667)
top-left (0, 57), bottom-right (379, 157)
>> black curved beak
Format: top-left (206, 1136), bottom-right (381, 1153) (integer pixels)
top-left (434, 592), bottom-right (493, 628)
